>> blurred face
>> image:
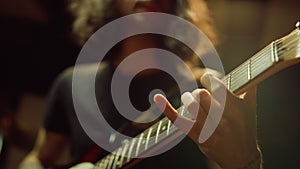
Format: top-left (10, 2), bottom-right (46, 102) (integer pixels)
top-left (115, 0), bottom-right (177, 16)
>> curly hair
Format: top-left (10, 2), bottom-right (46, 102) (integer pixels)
top-left (68, 0), bottom-right (217, 64)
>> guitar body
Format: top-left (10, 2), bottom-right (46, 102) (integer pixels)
top-left (256, 64), bottom-right (300, 169)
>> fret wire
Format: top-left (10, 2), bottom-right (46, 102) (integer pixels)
top-left (132, 117), bottom-right (171, 156)
top-left (228, 62), bottom-right (256, 86)
top-left (223, 45), bottom-right (272, 89)
top-left (135, 133), bottom-right (144, 156)
top-left (145, 122), bottom-right (179, 148)
top-left (118, 142), bottom-right (129, 168)
top-left (94, 30), bottom-right (300, 169)
top-left (134, 107), bottom-right (194, 158)
top-left (224, 60), bottom-right (271, 91)
top-left (145, 127), bottom-right (153, 150)
top-left (155, 121), bottom-right (162, 143)
top-left (127, 138), bottom-right (137, 162)
top-left (134, 120), bottom-right (178, 157)
top-left (271, 41), bottom-right (278, 63)
top-left (229, 69), bottom-right (248, 86)
top-left (112, 147), bottom-right (123, 169)
top-left (230, 53), bottom-right (273, 87)
top-left (224, 78), bottom-right (229, 89)
top-left (106, 152), bottom-right (115, 169)
top-left (167, 119), bottom-right (171, 135)
top-left (94, 157), bottom-right (104, 169)
top-left (245, 44), bottom-right (272, 64)
top-left (143, 121), bottom-right (174, 147)
top-left (96, 153), bottom-right (109, 168)
top-left (102, 157), bottom-right (109, 169)
top-left (144, 29), bottom-right (300, 158)
top-left (230, 58), bottom-right (273, 91)
top-left (231, 64), bottom-right (248, 76)
top-left (229, 61), bottom-right (250, 76)
top-left (140, 109), bottom-right (186, 145)
top-left (231, 70), bottom-right (256, 88)
top-left (230, 70), bottom-right (249, 86)
top-left (247, 60), bottom-right (251, 80)
top-left (229, 46), bottom-right (272, 79)
top-left (229, 29), bottom-right (299, 92)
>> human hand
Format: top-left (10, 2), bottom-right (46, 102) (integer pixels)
top-left (70, 162), bottom-right (94, 169)
top-left (154, 73), bottom-right (262, 169)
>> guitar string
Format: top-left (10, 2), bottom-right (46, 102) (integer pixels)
top-left (224, 35), bottom-right (299, 89)
top-left (229, 57), bottom-right (271, 89)
top-left (222, 50), bottom-right (272, 88)
top-left (224, 46), bottom-right (272, 82)
top-left (94, 116), bottom-right (172, 168)
top-left (95, 107), bottom-right (190, 169)
top-left (94, 30), bottom-right (300, 169)
top-left (276, 38), bottom-right (299, 57)
top-left (97, 119), bottom-right (176, 169)
top-left (227, 31), bottom-right (299, 80)
top-left (98, 32), bottom-right (300, 168)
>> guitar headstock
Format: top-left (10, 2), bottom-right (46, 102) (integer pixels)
top-left (275, 21), bottom-right (300, 62)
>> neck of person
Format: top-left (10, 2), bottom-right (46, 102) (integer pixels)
top-left (112, 35), bottom-right (162, 77)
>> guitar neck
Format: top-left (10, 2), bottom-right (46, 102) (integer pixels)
top-left (93, 27), bottom-right (300, 169)
top-left (223, 27), bottom-right (300, 94)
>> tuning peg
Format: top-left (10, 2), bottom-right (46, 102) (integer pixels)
top-left (296, 21), bottom-right (300, 28)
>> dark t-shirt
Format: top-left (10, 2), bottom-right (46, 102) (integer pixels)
top-left (43, 62), bottom-right (207, 168)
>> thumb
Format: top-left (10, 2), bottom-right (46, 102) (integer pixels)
top-left (200, 72), bottom-right (233, 104)
top-left (200, 72), bottom-right (225, 93)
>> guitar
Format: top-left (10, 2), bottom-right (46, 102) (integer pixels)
top-left (71, 23), bottom-right (300, 169)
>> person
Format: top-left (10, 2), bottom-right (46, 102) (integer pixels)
top-left (18, 0), bottom-right (262, 169)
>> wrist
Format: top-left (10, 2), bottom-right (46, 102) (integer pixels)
top-left (237, 148), bottom-right (262, 169)
top-left (220, 147), bottom-right (262, 169)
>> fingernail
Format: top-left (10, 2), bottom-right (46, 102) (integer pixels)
top-left (181, 92), bottom-right (194, 107)
top-left (154, 94), bottom-right (166, 111)
top-left (200, 73), bottom-right (222, 93)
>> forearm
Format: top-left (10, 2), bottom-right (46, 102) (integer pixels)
top-left (237, 147), bottom-right (262, 169)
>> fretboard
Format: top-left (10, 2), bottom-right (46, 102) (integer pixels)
top-left (222, 42), bottom-right (277, 92)
top-left (93, 106), bottom-right (191, 169)
top-left (93, 27), bottom-right (300, 169)
top-left (93, 43), bottom-right (278, 169)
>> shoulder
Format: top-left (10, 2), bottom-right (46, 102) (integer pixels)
top-left (57, 62), bottom-right (111, 85)
top-left (50, 62), bottom-right (112, 96)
